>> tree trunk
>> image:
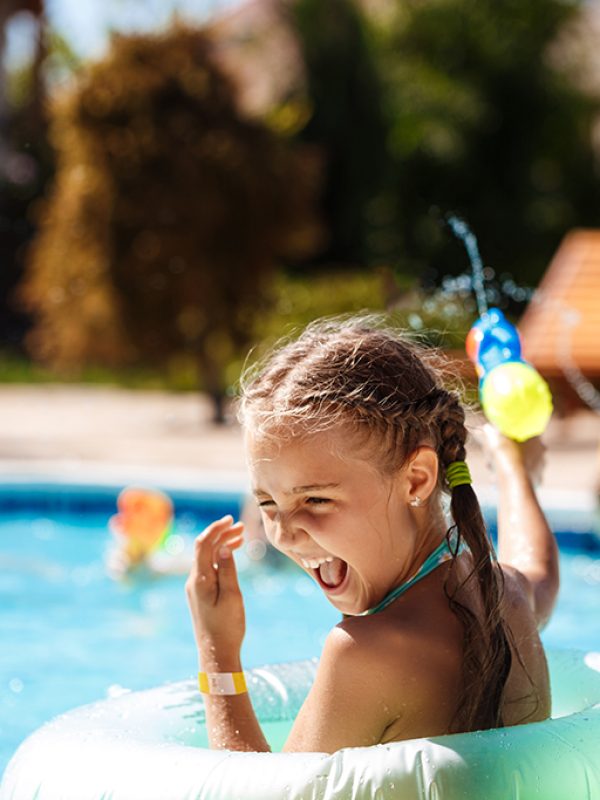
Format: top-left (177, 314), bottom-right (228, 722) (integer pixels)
top-left (198, 351), bottom-right (227, 425)
top-left (209, 391), bottom-right (226, 425)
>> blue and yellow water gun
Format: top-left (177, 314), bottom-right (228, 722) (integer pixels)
top-left (466, 308), bottom-right (553, 441)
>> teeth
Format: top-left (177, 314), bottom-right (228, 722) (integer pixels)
top-left (301, 556), bottom-right (334, 569)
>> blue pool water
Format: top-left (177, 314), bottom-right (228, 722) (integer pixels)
top-left (1, 484), bottom-right (599, 777)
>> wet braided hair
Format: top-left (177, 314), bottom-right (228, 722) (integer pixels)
top-left (239, 315), bottom-right (512, 732)
top-left (436, 393), bottom-right (512, 731)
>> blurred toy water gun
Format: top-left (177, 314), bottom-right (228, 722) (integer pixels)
top-left (109, 487), bottom-right (174, 565)
top-left (466, 308), bottom-right (553, 442)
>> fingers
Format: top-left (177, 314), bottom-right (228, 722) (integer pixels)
top-left (477, 422), bottom-right (548, 487)
top-left (211, 518), bottom-right (244, 567)
top-left (186, 516), bottom-right (245, 611)
top-left (217, 535), bottom-right (244, 562)
top-left (215, 536), bottom-right (244, 597)
top-left (194, 515), bottom-right (245, 574)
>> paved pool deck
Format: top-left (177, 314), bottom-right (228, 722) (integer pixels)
top-left (0, 384), bottom-right (598, 514)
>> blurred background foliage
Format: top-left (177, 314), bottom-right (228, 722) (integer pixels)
top-left (292, 0), bottom-right (390, 268)
top-left (375, 0), bottom-right (600, 287)
top-left (1, 0), bottom-right (599, 419)
top-left (21, 25), bottom-right (322, 421)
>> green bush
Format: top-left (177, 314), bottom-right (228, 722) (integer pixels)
top-left (21, 25), bottom-right (321, 420)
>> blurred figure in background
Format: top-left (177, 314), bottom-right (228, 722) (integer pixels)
top-left (107, 487), bottom-right (189, 578)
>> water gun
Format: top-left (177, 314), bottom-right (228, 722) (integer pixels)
top-left (109, 487), bottom-right (174, 565)
top-left (466, 308), bottom-right (553, 441)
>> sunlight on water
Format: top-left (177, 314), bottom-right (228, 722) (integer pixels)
top-left (0, 507), bottom-right (338, 775)
top-left (1, 505), bottom-right (598, 775)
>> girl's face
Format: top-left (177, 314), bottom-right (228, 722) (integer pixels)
top-left (246, 426), bottom-right (421, 615)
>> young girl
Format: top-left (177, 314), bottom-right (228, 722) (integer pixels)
top-left (185, 316), bottom-right (559, 753)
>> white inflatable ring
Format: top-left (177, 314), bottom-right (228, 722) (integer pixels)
top-left (1, 649), bottom-right (599, 800)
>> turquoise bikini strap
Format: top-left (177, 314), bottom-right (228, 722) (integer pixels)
top-left (364, 536), bottom-right (464, 616)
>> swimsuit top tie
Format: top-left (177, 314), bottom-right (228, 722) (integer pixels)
top-left (363, 535), bottom-right (465, 616)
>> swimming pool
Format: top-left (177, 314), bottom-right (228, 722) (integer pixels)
top-left (1, 481), bottom-right (599, 777)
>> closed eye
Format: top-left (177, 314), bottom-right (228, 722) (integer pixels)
top-left (257, 500), bottom-right (275, 508)
top-left (306, 497), bottom-right (330, 505)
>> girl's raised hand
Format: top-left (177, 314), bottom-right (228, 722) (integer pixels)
top-left (480, 423), bottom-right (546, 487)
top-left (185, 515), bottom-right (246, 660)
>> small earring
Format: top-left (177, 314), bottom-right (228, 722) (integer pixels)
top-left (409, 496), bottom-right (424, 508)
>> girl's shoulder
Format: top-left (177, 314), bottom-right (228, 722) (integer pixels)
top-left (495, 564), bottom-right (551, 722)
top-left (335, 613), bottom-right (462, 691)
top-left (497, 562), bottom-right (536, 613)
top-left (327, 612), bottom-right (463, 738)
top-left (284, 618), bottom-right (459, 751)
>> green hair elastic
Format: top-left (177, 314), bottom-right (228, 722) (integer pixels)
top-left (446, 461), bottom-right (472, 489)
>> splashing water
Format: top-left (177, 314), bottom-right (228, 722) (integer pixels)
top-left (446, 215), bottom-right (488, 317)
top-left (444, 213), bottom-right (600, 414)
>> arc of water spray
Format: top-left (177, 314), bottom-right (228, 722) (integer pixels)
top-left (445, 213), bottom-right (600, 415)
top-left (446, 215), bottom-right (488, 318)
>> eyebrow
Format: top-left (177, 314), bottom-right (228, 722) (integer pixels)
top-left (291, 483), bottom-right (340, 494)
top-left (253, 483), bottom-right (340, 497)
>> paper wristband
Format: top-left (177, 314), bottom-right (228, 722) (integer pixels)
top-left (198, 671), bottom-right (247, 695)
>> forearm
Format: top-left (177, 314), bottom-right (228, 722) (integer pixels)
top-left (199, 647), bottom-right (271, 752)
top-left (496, 463), bottom-right (559, 626)
top-left (186, 515), bottom-right (268, 750)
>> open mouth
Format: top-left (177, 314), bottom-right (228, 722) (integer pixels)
top-left (315, 558), bottom-right (348, 591)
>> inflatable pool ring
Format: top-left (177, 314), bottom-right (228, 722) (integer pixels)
top-left (1, 649), bottom-right (599, 800)
top-left (466, 308), bottom-right (553, 441)
top-left (109, 487), bottom-right (174, 565)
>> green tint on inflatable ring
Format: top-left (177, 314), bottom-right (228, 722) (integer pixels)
top-left (1, 649), bottom-right (599, 800)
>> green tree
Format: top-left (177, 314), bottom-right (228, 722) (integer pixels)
top-left (0, 0), bottom-right (52, 353)
top-left (22, 25), bottom-right (321, 421)
top-left (288, 0), bottom-right (600, 290)
top-left (292, 0), bottom-right (391, 268)
top-left (378, 0), bottom-right (600, 286)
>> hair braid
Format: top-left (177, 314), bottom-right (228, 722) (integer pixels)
top-left (436, 394), bottom-right (513, 731)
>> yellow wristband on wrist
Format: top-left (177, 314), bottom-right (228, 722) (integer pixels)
top-left (198, 671), bottom-right (247, 695)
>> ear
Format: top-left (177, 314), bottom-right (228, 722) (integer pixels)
top-left (403, 446), bottom-right (439, 505)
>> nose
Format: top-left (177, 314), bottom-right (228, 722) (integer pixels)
top-left (270, 509), bottom-right (306, 548)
